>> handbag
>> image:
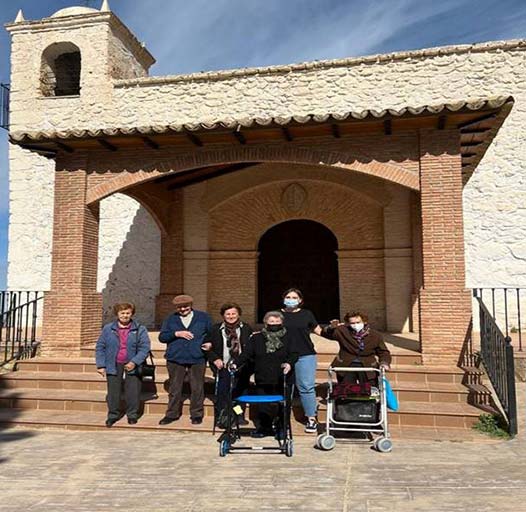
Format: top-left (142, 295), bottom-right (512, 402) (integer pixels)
top-left (136, 351), bottom-right (156, 382)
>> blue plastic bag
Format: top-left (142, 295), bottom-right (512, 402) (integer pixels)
top-left (382, 377), bottom-right (399, 412)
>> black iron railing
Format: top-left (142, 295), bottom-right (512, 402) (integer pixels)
top-left (0, 83), bottom-right (9, 130)
top-left (473, 288), bottom-right (523, 351)
top-left (0, 291), bottom-right (43, 366)
top-left (473, 290), bottom-right (518, 436)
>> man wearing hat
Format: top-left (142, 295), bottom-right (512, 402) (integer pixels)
top-left (158, 294), bottom-right (212, 425)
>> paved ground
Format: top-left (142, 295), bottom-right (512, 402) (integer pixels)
top-left (0, 384), bottom-right (523, 512)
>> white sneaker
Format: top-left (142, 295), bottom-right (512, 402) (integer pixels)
top-left (304, 418), bottom-right (318, 434)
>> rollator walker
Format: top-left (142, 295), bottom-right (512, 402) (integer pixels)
top-left (217, 368), bottom-right (294, 457)
top-left (316, 366), bottom-right (393, 453)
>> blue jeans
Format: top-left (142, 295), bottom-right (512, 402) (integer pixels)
top-left (294, 354), bottom-right (318, 418)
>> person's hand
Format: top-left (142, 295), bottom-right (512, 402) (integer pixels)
top-left (330, 319), bottom-right (343, 328)
top-left (379, 363), bottom-right (390, 371)
top-left (176, 330), bottom-right (194, 340)
top-left (229, 363), bottom-right (237, 372)
top-left (201, 342), bottom-right (212, 351)
top-left (282, 363), bottom-right (291, 374)
top-left (124, 362), bottom-right (136, 372)
top-left (214, 359), bottom-right (224, 370)
top-left (96, 368), bottom-right (106, 378)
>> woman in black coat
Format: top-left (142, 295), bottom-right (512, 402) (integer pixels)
top-left (233, 311), bottom-right (298, 438)
top-left (207, 303), bottom-right (253, 427)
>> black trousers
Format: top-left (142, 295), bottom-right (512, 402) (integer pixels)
top-left (165, 361), bottom-right (206, 419)
top-left (254, 384), bottom-right (283, 430)
top-left (106, 364), bottom-right (141, 421)
top-left (215, 366), bottom-right (251, 419)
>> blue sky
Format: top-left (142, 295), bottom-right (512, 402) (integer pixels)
top-left (0, 0), bottom-right (525, 289)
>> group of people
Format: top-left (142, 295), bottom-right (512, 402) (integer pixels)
top-left (95, 288), bottom-right (391, 436)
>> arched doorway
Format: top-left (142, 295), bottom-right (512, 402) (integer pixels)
top-left (257, 220), bottom-right (339, 323)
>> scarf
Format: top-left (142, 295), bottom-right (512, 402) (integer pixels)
top-left (349, 324), bottom-right (370, 352)
top-left (261, 326), bottom-right (287, 353)
top-left (224, 320), bottom-right (241, 357)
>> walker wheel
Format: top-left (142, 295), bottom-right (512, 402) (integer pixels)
top-left (375, 437), bottom-right (393, 453)
top-left (315, 434), bottom-right (325, 449)
top-left (318, 434), bottom-right (336, 451)
top-left (219, 439), bottom-right (230, 457)
top-left (285, 439), bottom-right (294, 457)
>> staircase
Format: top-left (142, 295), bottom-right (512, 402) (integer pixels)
top-left (0, 333), bottom-right (493, 439)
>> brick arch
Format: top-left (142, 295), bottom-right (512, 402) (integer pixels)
top-left (209, 179), bottom-right (384, 251)
top-left (85, 146), bottom-right (419, 205)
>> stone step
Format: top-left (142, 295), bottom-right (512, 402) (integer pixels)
top-left (15, 359), bottom-right (466, 385)
top-left (77, 332), bottom-right (423, 365)
top-left (0, 387), bottom-right (484, 429)
top-left (0, 370), bottom-right (471, 403)
top-left (0, 408), bottom-right (492, 441)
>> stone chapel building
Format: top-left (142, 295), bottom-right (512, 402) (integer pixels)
top-left (5, 4), bottom-right (525, 367)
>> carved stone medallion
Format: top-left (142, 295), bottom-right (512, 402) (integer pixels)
top-left (282, 183), bottom-right (307, 213)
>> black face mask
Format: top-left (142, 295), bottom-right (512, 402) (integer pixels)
top-left (266, 324), bottom-right (283, 332)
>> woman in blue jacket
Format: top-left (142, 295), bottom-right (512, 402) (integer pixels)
top-left (95, 302), bottom-right (151, 427)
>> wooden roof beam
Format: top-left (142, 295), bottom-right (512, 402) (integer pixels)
top-left (281, 126), bottom-right (293, 142)
top-left (186, 132), bottom-right (203, 147)
top-left (233, 130), bottom-right (246, 145)
top-left (142, 136), bottom-right (159, 149)
top-left (457, 112), bottom-right (497, 130)
top-left (97, 138), bottom-right (117, 151)
top-left (461, 128), bottom-right (489, 135)
top-left (54, 141), bottom-right (74, 153)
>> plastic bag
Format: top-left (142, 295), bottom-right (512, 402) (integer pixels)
top-left (382, 377), bottom-right (399, 411)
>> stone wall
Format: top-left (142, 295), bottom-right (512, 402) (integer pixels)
top-left (97, 194), bottom-right (160, 327)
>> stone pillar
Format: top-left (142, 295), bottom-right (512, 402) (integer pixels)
top-left (42, 154), bottom-right (102, 356)
top-left (418, 130), bottom-right (472, 365)
top-left (155, 190), bottom-right (184, 325)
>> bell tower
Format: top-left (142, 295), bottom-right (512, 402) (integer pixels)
top-left (5, 0), bottom-right (155, 132)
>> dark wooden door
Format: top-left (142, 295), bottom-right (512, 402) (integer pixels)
top-left (257, 220), bottom-right (339, 323)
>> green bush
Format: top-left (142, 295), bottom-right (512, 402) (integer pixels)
top-left (472, 414), bottom-right (511, 439)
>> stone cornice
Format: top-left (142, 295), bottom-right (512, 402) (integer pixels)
top-left (115, 39), bottom-right (526, 88)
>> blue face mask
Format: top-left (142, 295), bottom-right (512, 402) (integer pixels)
top-left (284, 298), bottom-right (300, 308)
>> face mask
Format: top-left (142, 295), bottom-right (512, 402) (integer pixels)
top-left (283, 298), bottom-right (300, 308)
top-left (350, 322), bottom-right (364, 333)
top-left (266, 324), bottom-right (282, 332)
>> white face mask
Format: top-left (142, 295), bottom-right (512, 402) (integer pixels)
top-left (350, 322), bottom-right (364, 332)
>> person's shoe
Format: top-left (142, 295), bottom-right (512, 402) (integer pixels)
top-left (105, 419), bottom-right (117, 428)
top-left (159, 416), bottom-right (179, 425)
top-left (127, 418), bottom-right (138, 425)
top-left (250, 428), bottom-right (273, 438)
top-left (304, 418), bottom-right (318, 434)
top-left (191, 416), bottom-right (203, 425)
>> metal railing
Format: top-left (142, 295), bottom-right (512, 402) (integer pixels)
top-left (0, 83), bottom-right (9, 130)
top-left (0, 291), bottom-right (43, 366)
top-left (473, 290), bottom-right (518, 436)
top-left (473, 288), bottom-right (524, 351)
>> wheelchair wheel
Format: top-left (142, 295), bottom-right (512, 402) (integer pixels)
top-left (318, 434), bottom-right (336, 451)
top-left (285, 439), bottom-right (294, 457)
top-left (219, 439), bottom-right (230, 457)
top-left (375, 437), bottom-right (393, 453)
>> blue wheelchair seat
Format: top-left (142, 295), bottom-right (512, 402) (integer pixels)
top-left (236, 394), bottom-right (284, 403)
